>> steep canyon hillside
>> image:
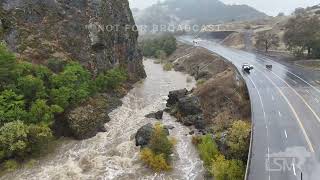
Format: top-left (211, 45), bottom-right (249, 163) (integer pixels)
top-left (133, 0), bottom-right (267, 32)
top-left (0, 0), bottom-right (145, 80)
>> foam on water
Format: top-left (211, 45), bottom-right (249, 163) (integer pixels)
top-left (2, 59), bottom-right (204, 180)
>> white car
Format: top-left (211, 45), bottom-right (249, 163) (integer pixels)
top-left (242, 63), bottom-right (253, 72)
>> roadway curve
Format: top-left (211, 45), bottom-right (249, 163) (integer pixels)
top-left (179, 36), bottom-right (320, 180)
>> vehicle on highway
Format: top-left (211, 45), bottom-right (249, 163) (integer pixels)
top-left (242, 63), bottom-right (254, 73)
top-left (266, 64), bottom-right (272, 69)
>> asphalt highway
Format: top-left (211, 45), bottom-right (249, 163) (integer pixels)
top-left (179, 36), bottom-right (320, 180)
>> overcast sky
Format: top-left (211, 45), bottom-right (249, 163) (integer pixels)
top-left (128, 0), bottom-right (319, 16)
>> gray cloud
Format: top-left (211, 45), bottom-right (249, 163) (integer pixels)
top-left (129, 0), bottom-right (319, 16)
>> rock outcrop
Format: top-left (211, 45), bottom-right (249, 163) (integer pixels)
top-left (0, 0), bottom-right (146, 81)
top-left (166, 89), bottom-right (205, 129)
top-left (166, 89), bottom-right (188, 107)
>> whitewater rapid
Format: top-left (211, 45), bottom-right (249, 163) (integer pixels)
top-left (2, 59), bottom-right (204, 180)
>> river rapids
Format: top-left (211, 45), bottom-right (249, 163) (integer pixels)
top-left (2, 59), bottom-right (205, 180)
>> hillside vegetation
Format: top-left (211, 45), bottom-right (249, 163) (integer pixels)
top-left (0, 45), bottom-right (127, 171)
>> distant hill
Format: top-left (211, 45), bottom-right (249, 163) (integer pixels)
top-left (134, 0), bottom-right (268, 32)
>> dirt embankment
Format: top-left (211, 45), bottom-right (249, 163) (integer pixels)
top-left (165, 43), bottom-right (251, 130)
top-left (221, 32), bottom-right (246, 49)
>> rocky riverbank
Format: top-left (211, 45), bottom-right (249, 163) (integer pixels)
top-left (160, 42), bottom-right (252, 177)
top-left (163, 43), bottom-right (251, 132)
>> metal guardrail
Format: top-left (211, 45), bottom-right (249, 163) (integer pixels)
top-left (244, 119), bottom-right (254, 180)
top-left (231, 61), bottom-right (254, 180)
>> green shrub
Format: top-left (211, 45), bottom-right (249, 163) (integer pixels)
top-left (3, 160), bottom-right (18, 172)
top-left (140, 123), bottom-right (174, 172)
top-left (227, 121), bottom-right (251, 161)
top-left (196, 135), bottom-right (219, 168)
top-left (0, 90), bottom-right (29, 125)
top-left (163, 63), bottom-right (173, 71)
top-left (140, 148), bottom-right (171, 172)
top-left (95, 67), bottom-right (127, 92)
top-left (0, 121), bottom-right (29, 161)
top-left (27, 124), bottom-right (53, 154)
top-left (17, 75), bottom-right (47, 103)
top-left (50, 62), bottom-right (91, 107)
top-left (142, 35), bottom-right (177, 58)
top-left (148, 123), bottom-right (174, 161)
top-left (196, 79), bottom-right (206, 86)
top-left (0, 44), bottom-right (16, 88)
top-left (155, 50), bottom-right (167, 60)
top-left (211, 154), bottom-right (245, 180)
top-left (29, 99), bottom-right (63, 124)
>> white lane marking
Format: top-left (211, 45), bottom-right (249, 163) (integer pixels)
top-left (278, 111), bottom-right (282, 117)
top-left (248, 76), bottom-right (267, 120)
top-left (272, 95), bottom-right (275, 101)
top-left (291, 79), bottom-right (298, 84)
top-left (292, 163), bottom-right (296, 176)
top-left (269, 175), bottom-right (271, 180)
top-left (267, 69), bottom-right (320, 125)
top-left (256, 69), bottom-right (315, 152)
top-left (316, 98), bottom-right (319, 103)
top-left (306, 90), bottom-right (310, 94)
top-left (284, 130), bottom-right (288, 139)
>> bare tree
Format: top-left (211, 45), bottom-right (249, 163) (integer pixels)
top-left (255, 31), bottom-right (280, 52)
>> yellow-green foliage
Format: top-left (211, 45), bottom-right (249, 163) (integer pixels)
top-left (140, 123), bottom-right (174, 172)
top-left (211, 154), bottom-right (245, 180)
top-left (227, 120), bottom-right (251, 161)
top-left (163, 63), bottom-right (173, 71)
top-left (148, 123), bottom-right (173, 160)
top-left (140, 148), bottom-right (171, 172)
top-left (193, 134), bottom-right (246, 178)
top-left (196, 135), bottom-right (219, 168)
top-left (196, 79), bottom-right (206, 86)
top-left (3, 160), bottom-right (18, 172)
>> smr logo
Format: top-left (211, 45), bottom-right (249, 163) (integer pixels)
top-left (266, 156), bottom-right (298, 172)
top-left (265, 147), bottom-right (312, 175)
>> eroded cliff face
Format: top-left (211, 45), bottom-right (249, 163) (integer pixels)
top-left (0, 0), bottom-right (146, 80)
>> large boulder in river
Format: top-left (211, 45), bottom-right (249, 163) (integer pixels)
top-left (166, 89), bottom-right (188, 107)
top-left (177, 96), bottom-right (202, 116)
top-left (65, 97), bottom-right (110, 140)
top-left (145, 111), bottom-right (164, 120)
top-left (135, 123), bottom-right (169, 147)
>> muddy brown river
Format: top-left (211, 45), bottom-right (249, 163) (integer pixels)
top-left (2, 59), bottom-right (205, 180)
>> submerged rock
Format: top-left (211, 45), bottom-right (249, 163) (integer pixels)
top-left (145, 111), bottom-right (164, 120)
top-left (164, 125), bottom-right (175, 130)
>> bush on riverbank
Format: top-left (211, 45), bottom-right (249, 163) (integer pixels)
top-left (141, 34), bottom-right (177, 58)
top-left (0, 44), bottom-right (128, 167)
top-left (193, 134), bottom-right (245, 178)
top-left (140, 123), bottom-right (174, 172)
top-left (163, 63), bottom-right (173, 71)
